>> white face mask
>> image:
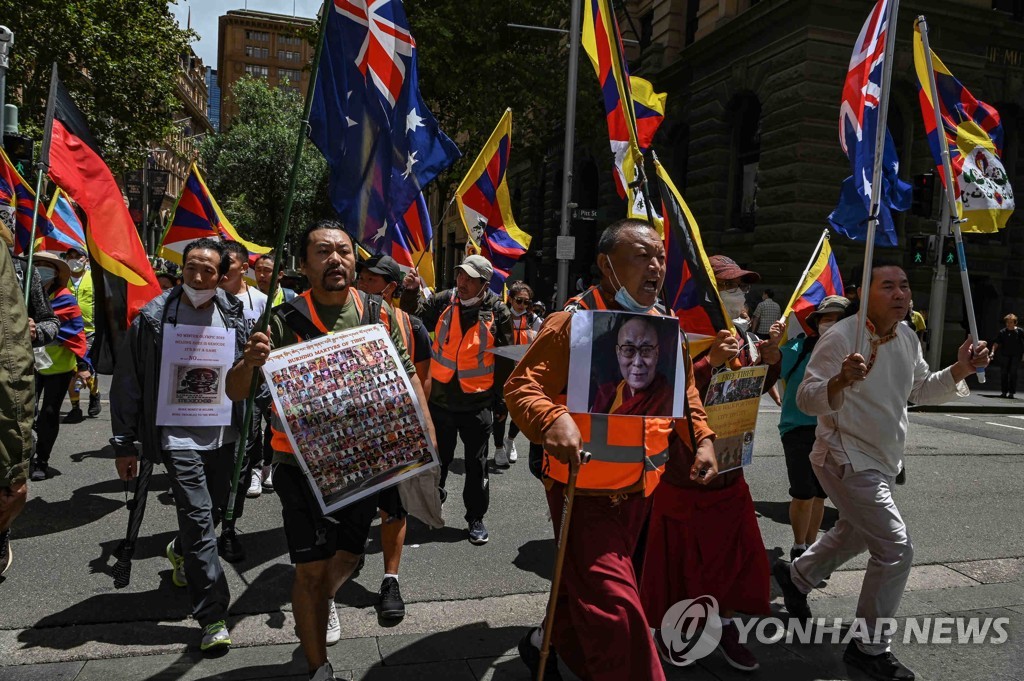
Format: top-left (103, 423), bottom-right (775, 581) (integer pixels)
top-left (817, 321), bottom-right (836, 335)
top-left (182, 284), bottom-right (217, 307)
top-left (511, 308), bottom-right (526, 318)
top-left (720, 288), bottom-right (747, 320)
top-left (68, 258), bottom-right (86, 274)
top-left (609, 260), bottom-right (655, 314)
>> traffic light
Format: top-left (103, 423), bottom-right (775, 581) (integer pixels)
top-left (909, 235), bottom-right (929, 267)
top-left (941, 236), bottom-right (957, 267)
top-left (911, 173), bottom-right (935, 218)
top-left (3, 133), bottom-right (33, 180)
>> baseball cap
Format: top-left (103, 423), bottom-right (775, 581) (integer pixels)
top-left (456, 254), bottom-right (493, 282)
top-left (359, 254), bottom-right (402, 285)
top-left (708, 255), bottom-right (760, 283)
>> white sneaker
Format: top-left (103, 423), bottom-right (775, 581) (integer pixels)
top-left (494, 445), bottom-right (509, 467)
top-left (326, 599), bottom-right (340, 646)
top-left (505, 437), bottom-right (518, 463)
top-left (246, 471), bottom-right (262, 498)
top-left (310, 661), bottom-right (339, 681)
top-left (261, 465), bottom-right (274, 491)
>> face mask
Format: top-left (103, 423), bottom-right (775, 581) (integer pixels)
top-left (37, 267), bottom-right (57, 288)
top-left (609, 260), bottom-right (655, 314)
top-left (182, 284), bottom-right (217, 307)
top-left (68, 258), bottom-right (86, 274)
top-left (720, 288), bottom-right (747, 320)
top-left (511, 308), bottom-right (526, 318)
top-left (817, 321), bottom-right (835, 335)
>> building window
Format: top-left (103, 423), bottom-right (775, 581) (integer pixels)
top-left (245, 30), bottom-right (270, 42)
top-left (278, 68), bottom-right (302, 84)
top-left (685, 0), bottom-right (699, 46)
top-left (639, 11), bottom-right (653, 53)
top-left (245, 46), bottom-right (269, 59)
top-left (729, 94), bottom-right (761, 231)
top-left (279, 34), bottom-right (304, 46)
top-left (277, 50), bottom-right (302, 62)
top-left (245, 64), bottom-right (270, 78)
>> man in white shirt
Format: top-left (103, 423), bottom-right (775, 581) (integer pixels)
top-left (773, 262), bottom-right (988, 681)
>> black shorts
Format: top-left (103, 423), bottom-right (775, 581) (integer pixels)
top-left (377, 485), bottom-right (407, 520)
top-left (781, 426), bottom-right (827, 500)
top-left (274, 462), bottom-right (379, 564)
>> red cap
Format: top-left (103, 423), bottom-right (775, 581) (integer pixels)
top-left (708, 255), bottom-right (760, 283)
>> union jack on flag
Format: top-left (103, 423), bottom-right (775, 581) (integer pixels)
top-left (828, 0), bottom-right (910, 247)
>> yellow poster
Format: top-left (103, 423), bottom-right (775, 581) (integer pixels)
top-left (704, 365), bottom-right (768, 473)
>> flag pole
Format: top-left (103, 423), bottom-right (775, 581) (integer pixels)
top-left (917, 16), bottom-right (985, 382)
top-left (23, 62), bottom-right (59, 305)
top-left (224, 2), bottom-right (330, 524)
top-left (413, 193), bottom-right (455, 271)
top-left (779, 228), bottom-right (830, 324)
top-left (854, 0), bottom-right (900, 357)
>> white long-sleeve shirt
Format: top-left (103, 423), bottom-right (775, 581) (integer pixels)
top-left (796, 315), bottom-right (967, 476)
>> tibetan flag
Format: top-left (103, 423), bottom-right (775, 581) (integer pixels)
top-left (159, 163), bottom-right (270, 267)
top-left (455, 109), bottom-right (530, 293)
top-left (39, 189), bottom-right (87, 254)
top-left (0, 146), bottom-right (53, 255)
top-left (46, 74), bottom-right (161, 373)
top-left (913, 24), bottom-right (1014, 233)
top-left (654, 157), bottom-right (733, 356)
top-left (50, 287), bottom-right (89, 363)
top-left (388, 192), bottom-right (435, 289)
top-left (780, 235), bottom-right (844, 342)
top-left (583, 0), bottom-right (666, 222)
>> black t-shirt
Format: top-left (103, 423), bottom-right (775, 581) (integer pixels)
top-left (409, 314), bottom-right (432, 365)
top-left (996, 326), bottom-right (1024, 359)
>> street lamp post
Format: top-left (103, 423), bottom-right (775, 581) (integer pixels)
top-left (0, 26), bottom-right (13, 142)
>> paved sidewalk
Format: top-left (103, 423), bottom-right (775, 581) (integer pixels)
top-left (2, 557), bottom-right (1021, 680)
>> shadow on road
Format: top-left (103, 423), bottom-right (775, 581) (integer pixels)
top-left (512, 538), bottom-right (554, 581)
top-left (754, 500), bottom-right (839, 533)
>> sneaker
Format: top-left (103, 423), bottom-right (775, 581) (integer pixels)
top-left (261, 465), bottom-right (274, 491)
top-left (218, 527), bottom-right (246, 564)
top-left (309, 662), bottom-right (340, 681)
top-left (166, 540), bottom-right (187, 587)
top-left (88, 392), bottom-right (102, 417)
top-left (518, 627), bottom-right (563, 681)
top-left (200, 620), bottom-right (231, 651)
top-left (247, 470), bottom-right (262, 498)
top-left (29, 462), bottom-right (47, 482)
top-left (772, 560), bottom-right (811, 620)
top-left (494, 445), bottom-right (509, 468)
top-left (789, 546), bottom-right (806, 561)
top-left (843, 640), bottom-right (915, 680)
top-left (468, 519), bottom-right (489, 545)
top-left (718, 621), bottom-right (759, 671)
top-left (326, 599), bottom-right (341, 646)
top-left (0, 529), bottom-right (11, 576)
top-left (379, 576), bottom-right (406, 620)
top-left (62, 406), bottom-right (84, 424)
top-left (505, 437), bottom-right (518, 463)
top-left (652, 626), bottom-right (696, 667)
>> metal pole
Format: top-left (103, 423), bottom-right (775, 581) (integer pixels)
top-left (917, 16), bottom-right (985, 381)
top-left (141, 160), bottom-right (151, 257)
top-left (780, 228), bottom-right (829, 323)
top-left (24, 63), bottom-right (59, 305)
top-left (0, 27), bottom-right (12, 141)
top-left (556, 0), bottom-right (582, 310)
top-left (927, 201), bottom-right (949, 369)
top-left (854, 0), bottom-right (900, 356)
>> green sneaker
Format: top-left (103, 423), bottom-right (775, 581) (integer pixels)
top-left (166, 540), bottom-right (187, 587)
top-left (200, 620), bottom-right (231, 651)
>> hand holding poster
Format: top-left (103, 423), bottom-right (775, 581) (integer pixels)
top-left (262, 324), bottom-right (438, 514)
top-left (156, 324), bottom-right (236, 426)
top-left (703, 365), bottom-right (768, 473)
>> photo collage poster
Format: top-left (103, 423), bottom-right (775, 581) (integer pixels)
top-left (703, 365), bottom-right (768, 473)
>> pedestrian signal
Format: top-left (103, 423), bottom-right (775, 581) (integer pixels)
top-left (909, 235), bottom-right (929, 267)
top-left (3, 134), bottom-right (33, 181)
top-left (941, 237), bottom-right (957, 266)
top-left (911, 173), bottom-right (935, 219)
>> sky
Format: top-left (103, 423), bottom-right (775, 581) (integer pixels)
top-left (169, 0), bottom-right (322, 68)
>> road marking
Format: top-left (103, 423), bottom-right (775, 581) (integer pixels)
top-left (946, 415), bottom-right (971, 420)
top-left (1006, 415), bottom-right (1024, 421)
top-left (986, 422), bottom-right (1024, 431)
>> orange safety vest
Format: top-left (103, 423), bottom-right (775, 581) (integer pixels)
top-left (270, 290), bottom-right (390, 455)
top-left (429, 293), bottom-right (496, 393)
top-left (543, 285), bottom-right (673, 496)
top-left (394, 307), bottom-right (415, 360)
top-left (510, 313), bottom-right (538, 345)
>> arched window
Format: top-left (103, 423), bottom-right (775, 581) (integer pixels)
top-left (729, 94), bottom-right (761, 231)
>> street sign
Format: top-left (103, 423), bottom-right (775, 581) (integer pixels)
top-left (572, 207), bottom-right (598, 221)
top-left (147, 168), bottom-right (170, 215)
top-left (124, 170), bottom-right (144, 227)
top-left (556, 235), bottom-right (576, 261)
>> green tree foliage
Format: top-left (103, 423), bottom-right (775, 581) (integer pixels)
top-left (200, 76), bottom-right (330, 246)
top-left (0, 0), bottom-right (194, 173)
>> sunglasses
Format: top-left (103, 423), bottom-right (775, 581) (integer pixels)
top-left (513, 297), bottom-right (530, 304)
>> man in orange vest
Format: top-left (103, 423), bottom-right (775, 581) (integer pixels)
top-left (400, 254), bottom-right (512, 545)
top-left (505, 218), bottom-right (718, 681)
top-left (227, 221), bottom-right (434, 681)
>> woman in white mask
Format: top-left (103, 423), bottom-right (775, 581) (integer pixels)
top-left (777, 295), bottom-right (850, 577)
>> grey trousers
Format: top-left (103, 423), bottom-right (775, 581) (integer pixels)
top-left (790, 450), bottom-right (913, 654)
top-left (161, 445), bottom-right (233, 627)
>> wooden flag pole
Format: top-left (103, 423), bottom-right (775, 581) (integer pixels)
top-left (779, 228), bottom-right (830, 325)
top-left (917, 16), bottom-right (985, 381)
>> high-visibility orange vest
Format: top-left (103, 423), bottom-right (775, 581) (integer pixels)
top-left (510, 313), bottom-right (538, 345)
top-left (270, 290), bottom-right (390, 455)
top-left (394, 307), bottom-right (415, 360)
top-left (543, 285), bottom-right (673, 496)
top-left (429, 293), bottom-right (496, 393)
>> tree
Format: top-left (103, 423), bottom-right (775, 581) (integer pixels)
top-left (200, 76), bottom-right (330, 248)
top-left (0, 0), bottom-right (195, 174)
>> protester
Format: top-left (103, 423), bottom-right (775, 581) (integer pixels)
top-left (493, 280), bottom-right (541, 467)
top-left (0, 243), bottom-right (37, 577)
top-left (227, 220), bottom-right (434, 681)
top-left (505, 218), bottom-right (718, 681)
top-left (774, 261), bottom-right (988, 681)
top-left (253, 253), bottom-right (297, 306)
top-left (991, 313), bottom-right (1023, 399)
top-left (532, 300), bottom-right (547, 318)
top-left (63, 245), bottom-right (101, 422)
top-left (1, 224), bottom-right (60, 350)
top-left (156, 270), bottom-right (179, 291)
top-left (30, 252), bottom-right (90, 482)
top-left (639, 253), bottom-right (783, 672)
top-left (778, 296), bottom-right (849, 564)
top-left (356, 253), bottom-right (436, 621)
top-left (111, 238), bottom-right (251, 652)
top-left (400, 254), bottom-right (512, 545)
top-left (750, 288), bottom-right (782, 341)
top-left (908, 300), bottom-right (927, 346)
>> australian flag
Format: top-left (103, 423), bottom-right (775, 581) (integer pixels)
top-left (828, 0), bottom-right (911, 247)
top-left (309, 0), bottom-right (460, 248)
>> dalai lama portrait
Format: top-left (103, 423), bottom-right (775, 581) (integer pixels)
top-left (591, 316), bottom-right (674, 416)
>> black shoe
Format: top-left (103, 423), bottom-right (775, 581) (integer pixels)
top-left (468, 519), bottom-right (489, 545)
top-left (518, 628), bottom-right (562, 681)
top-left (88, 392), bottom-right (102, 417)
top-left (772, 560), bottom-right (811, 620)
top-left (843, 640), bottom-right (915, 680)
top-left (63, 406), bottom-right (84, 424)
top-left (29, 462), bottom-right (47, 482)
top-left (789, 546), bottom-right (806, 561)
top-left (1000, 393), bottom-right (1008, 398)
top-left (217, 528), bottom-right (246, 563)
top-left (0, 529), bottom-right (11, 577)
top-left (378, 576), bottom-right (406, 620)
